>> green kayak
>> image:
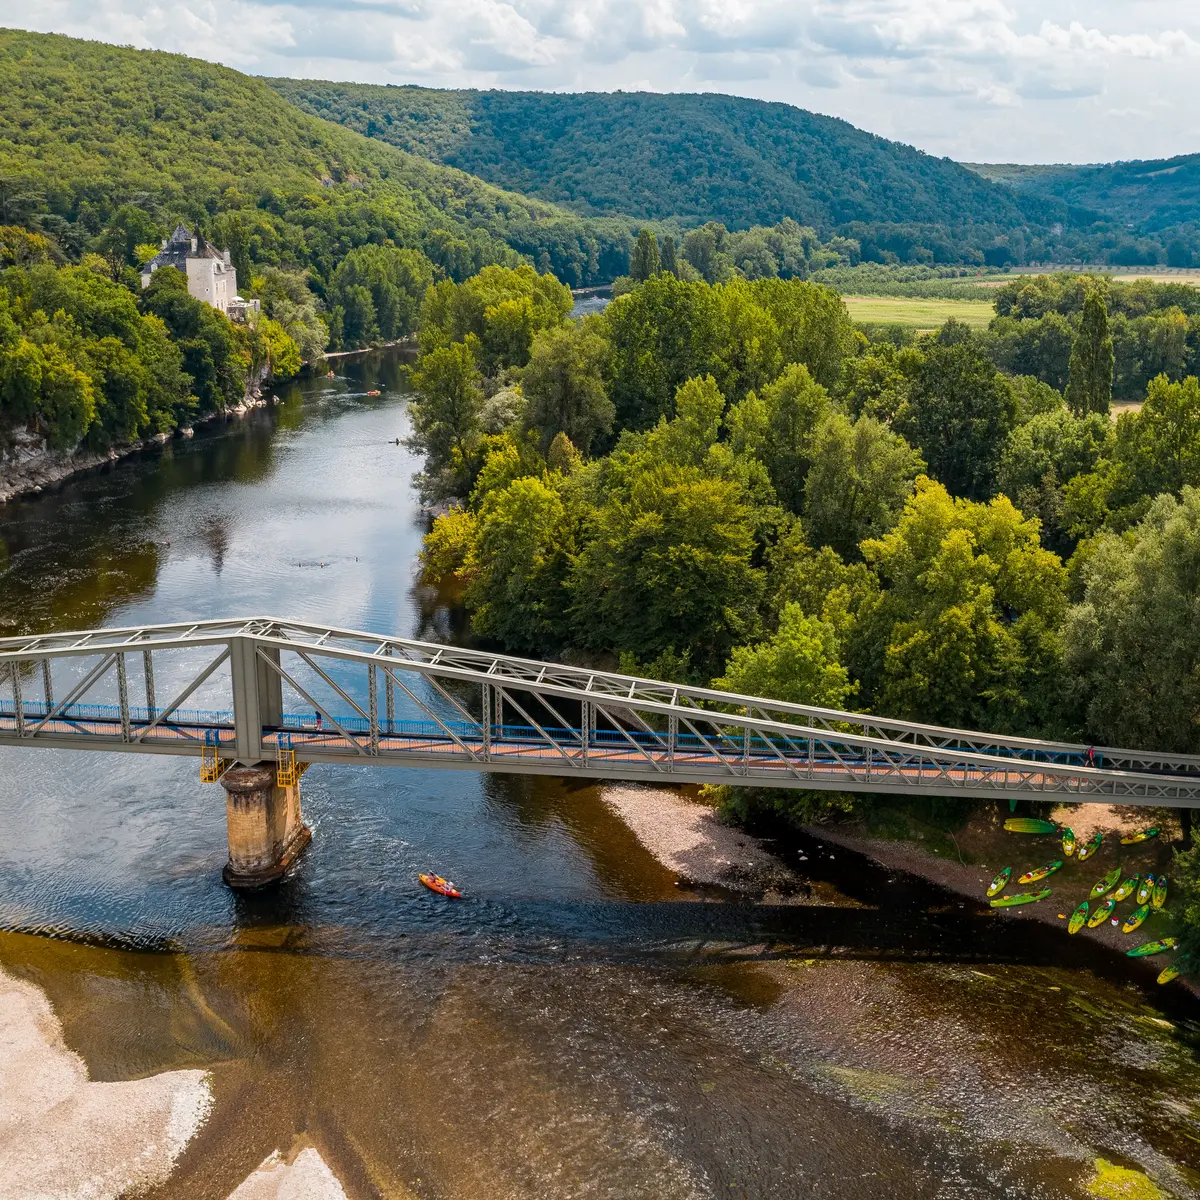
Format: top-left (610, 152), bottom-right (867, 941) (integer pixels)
top-left (1018, 861), bottom-right (1063, 884)
top-left (1122, 904), bottom-right (1150, 933)
top-left (1121, 827), bottom-right (1160, 845)
top-left (1077, 831), bottom-right (1104, 862)
top-left (986, 867), bottom-right (1012, 898)
top-left (991, 889), bottom-right (1052, 908)
top-left (1004, 818), bottom-right (1058, 834)
top-left (1127, 938), bottom-right (1177, 957)
top-left (1111, 875), bottom-right (1140, 902)
top-left (1068, 901), bottom-right (1089, 934)
top-left (1136, 875), bottom-right (1155, 906)
top-left (1152, 876), bottom-right (1168, 908)
top-left (1061, 827), bottom-right (1077, 857)
top-left (1088, 897), bottom-right (1116, 928)
top-left (1090, 868), bottom-right (1121, 899)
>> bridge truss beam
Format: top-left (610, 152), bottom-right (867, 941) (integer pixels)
top-left (0, 616), bottom-right (1198, 807)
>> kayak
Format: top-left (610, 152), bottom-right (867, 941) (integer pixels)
top-left (1068, 901), bottom-right (1089, 934)
top-left (1127, 938), bottom-right (1177, 957)
top-left (1111, 876), bottom-right (1140, 902)
top-left (990, 889), bottom-right (1052, 908)
top-left (1121, 827), bottom-right (1160, 845)
top-left (1122, 904), bottom-right (1150, 933)
top-left (419, 873), bottom-right (462, 898)
top-left (1077, 832), bottom-right (1103, 862)
top-left (1018, 861), bottom-right (1063, 884)
top-left (1088, 898), bottom-right (1116, 928)
top-left (986, 867), bottom-right (1012, 898)
top-left (1061, 827), bottom-right (1077, 857)
top-left (1136, 875), bottom-right (1155, 906)
top-left (1152, 876), bottom-right (1168, 908)
top-left (1004, 818), bottom-right (1058, 834)
top-left (1158, 964), bottom-right (1181, 985)
top-left (1090, 868), bottom-right (1121, 899)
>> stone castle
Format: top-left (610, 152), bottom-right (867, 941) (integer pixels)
top-left (139, 224), bottom-right (256, 320)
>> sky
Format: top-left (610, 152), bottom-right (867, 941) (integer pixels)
top-left (7, 1), bottom-right (1200, 164)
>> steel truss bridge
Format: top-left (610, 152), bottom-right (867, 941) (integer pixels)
top-left (1, 616), bottom-right (1199, 807)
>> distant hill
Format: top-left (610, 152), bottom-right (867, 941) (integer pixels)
top-left (966, 157), bottom-right (1200, 242)
top-left (0, 30), bottom-right (634, 284)
top-left (266, 80), bottom-right (1053, 233)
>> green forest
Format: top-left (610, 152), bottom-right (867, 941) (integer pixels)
top-left (0, 30), bottom-right (638, 291)
top-left (270, 78), bottom-right (1200, 268)
top-left (411, 242), bottom-right (1200, 964)
top-left (969, 156), bottom-right (1200, 259)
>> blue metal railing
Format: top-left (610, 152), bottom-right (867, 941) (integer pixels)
top-left (0, 697), bottom-right (1093, 768)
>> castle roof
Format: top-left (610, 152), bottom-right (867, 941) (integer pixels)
top-left (144, 223), bottom-right (232, 273)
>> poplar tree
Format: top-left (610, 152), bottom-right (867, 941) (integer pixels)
top-left (660, 234), bottom-right (679, 276)
top-left (628, 230), bottom-right (660, 282)
top-left (1066, 287), bottom-right (1114, 417)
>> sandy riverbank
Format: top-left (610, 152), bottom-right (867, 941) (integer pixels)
top-left (228, 1146), bottom-right (350, 1199)
top-left (0, 963), bottom-right (213, 1198)
top-left (0, 958), bottom-right (356, 1198)
top-left (600, 785), bottom-right (797, 896)
top-left (601, 785), bottom-right (1192, 991)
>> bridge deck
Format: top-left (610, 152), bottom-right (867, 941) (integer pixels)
top-left (2, 703), bottom-right (1195, 804)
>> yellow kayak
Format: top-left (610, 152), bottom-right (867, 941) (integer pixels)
top-left (1158, 964), bottom-right (1181, 985)
top-left (1110, 876), bottom-right (1139, 902)
top-left (1088, 898), bottom-right (1115, 928)
top-left (1122, 904), bottom-right (1150, 934)
top-left (1077, 832), bottom-right (1103, 862)
top-left (1120, 827), bottom-right (1160, 845)
top-left (1067, 901), bottom-right (1089, 934)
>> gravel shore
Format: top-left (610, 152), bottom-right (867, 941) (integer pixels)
top-left (227, 1146), bottom-right (350, 1199)
top-left (0, 963), bottom-right (213, 1199)
top-left (600, 784), bottom-right (796, 895)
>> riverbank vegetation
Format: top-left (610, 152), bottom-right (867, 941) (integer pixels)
top-left (414, 244), bottom-right (1200, 966)
top-left (0, 254), bottom-right (298, 450)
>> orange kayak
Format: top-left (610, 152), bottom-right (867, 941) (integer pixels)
top-left (419, 873), bottom-right (462, 898)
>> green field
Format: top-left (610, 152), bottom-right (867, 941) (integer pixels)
top-left (842, 295), bottom-right (997, 329)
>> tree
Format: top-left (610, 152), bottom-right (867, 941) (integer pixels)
top-left (900, 321), bottom-right (1017, 500)
top-left (408, 337), bottom-right (485, 499)
top-left (329, 245), bottom-right (432, 348)
top-left (716, 603), bottom-right (853, 709)
top-left (726, 363), bottom-right (830, 513)
top-left (803, 413), bottom-right (925, 558)
top-left (94, 204), bottom-right (162, 278)
top-left (568, 462), bottom-right (764, 671)
top-left (466, 475), bottom-right (577, 652)
top-left (1066, 287), bottom-right (1114, 416)
top-left (1063, 488), bottom-right (1200, 753)
top-left (856, 478), bottom-right (1068, 733)
top-left (748, 278), bottom-right (858, 392)
top-left (521, 320), bottom-right (614, 453)
top-left (660, 234), bottom-right (679, 277)
top-left (629, 229), bottom-right (661, 282)
top-left (604, 273), bottom-right (724, 430)
top-left (1117, 374), bottom-right (1200, 498)
top-left (996, 408), bottom-right (1110, 541)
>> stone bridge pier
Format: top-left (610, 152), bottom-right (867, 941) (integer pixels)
top-left (219, 636), bottom-right (310, 888)
top-left (220, 764), bottom-right (311, 888)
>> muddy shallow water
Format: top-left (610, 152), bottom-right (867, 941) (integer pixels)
top-left (0, 354), bottom-right (1197, 1199)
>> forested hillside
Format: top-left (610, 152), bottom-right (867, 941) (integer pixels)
top-left (268, 80), bottom-right (1065, 257)
top-left (966, 157), bottom-right (1200, 264)
top-left (0, 30), bottom-right (634, 286)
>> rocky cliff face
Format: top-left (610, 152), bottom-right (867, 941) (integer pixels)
top-left (0, 371), bottom-right (272, 505)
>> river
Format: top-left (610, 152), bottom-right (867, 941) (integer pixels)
top-left (0, 352), bottom-right (1197, 1199)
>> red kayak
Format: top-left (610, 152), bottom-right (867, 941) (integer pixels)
top-left (419, 873), bottom-right (462, 898)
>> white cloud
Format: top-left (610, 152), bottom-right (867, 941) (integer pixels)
top-left (6, 0), bottom-right (1200, 162)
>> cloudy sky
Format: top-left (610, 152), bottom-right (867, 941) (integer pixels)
top-left (9, 1), bottom-right (1200, 164)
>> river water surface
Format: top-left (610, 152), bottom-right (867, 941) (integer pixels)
top-left (1, 354), bottom-right (1198, 1199)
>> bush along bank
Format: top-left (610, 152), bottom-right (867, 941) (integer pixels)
top-left (0, 260), bottom-right (301, 503)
